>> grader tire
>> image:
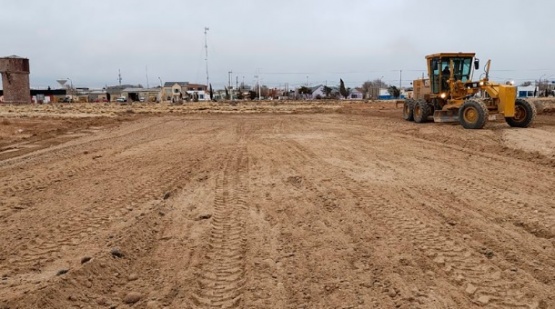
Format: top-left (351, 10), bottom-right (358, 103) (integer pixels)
top-left (459, 100), bottom-right (488, 129)
top-left (413, 100), bottom-right (431, 123)
top-left (403, 99), bottom-right (414, 121)
top-left (505, 99), bottom-right (536, 128)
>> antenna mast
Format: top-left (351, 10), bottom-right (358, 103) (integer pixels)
top-left (204, 27), bottom-right (210, 88)
top-left (145, 65), bottom-right (149, 88)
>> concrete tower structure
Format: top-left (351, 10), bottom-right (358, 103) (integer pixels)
top-left (0, 55), bottom-right (30, 104)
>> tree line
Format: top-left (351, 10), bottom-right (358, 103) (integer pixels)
top-left (221, 78), bottom-right (402, 100)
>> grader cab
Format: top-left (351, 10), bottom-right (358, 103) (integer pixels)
top-left (403, 52), bottom-right (536, 129)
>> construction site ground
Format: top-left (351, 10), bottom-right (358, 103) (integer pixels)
top-left (1, 99), bottom-right (555, 309)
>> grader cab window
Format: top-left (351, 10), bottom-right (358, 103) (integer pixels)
top-left (441, 57), bottom-right (473, 82)
top-left (431, 58), bottom-right (440, 94)
top-left (431, 57), bottom-right (474, 94)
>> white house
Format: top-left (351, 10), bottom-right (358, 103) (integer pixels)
top-left (349, 88), bottom-right (364, 100)
top-left (310, 84), bottom-right (341, 99)
top-left (517, 85), bottom-right (537, 98)
top-left (311, 85), bottom-right (325, 99)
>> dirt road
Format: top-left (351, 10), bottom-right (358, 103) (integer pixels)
top-left (1, 102), bottom-right (554, 308)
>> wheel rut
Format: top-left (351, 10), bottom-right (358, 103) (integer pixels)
top-left (0, 142), bottom-right (216, 279)
top-left (191, 146), bottom-right (248, 308)
top-left (281, 138), bottom-right (546, 308)
top-left (334, 172), bottom-right (544, 308)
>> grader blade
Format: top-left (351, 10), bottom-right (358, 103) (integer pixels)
top-left (433, 110), bottom-right (458, 123)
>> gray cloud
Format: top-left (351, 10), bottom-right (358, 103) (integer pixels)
top-left (1, 0), bottom-right (554, 89)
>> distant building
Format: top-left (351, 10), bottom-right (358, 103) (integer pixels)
top-left (517, 85), bottom-right (537, 98)
top-left (106, 84), bottom-right (141, 101)
top-left (31, 88), bottom-right (67, 103)
top-left (162, 82), bottom-right (208, 102)
top-left (0, 88), bottom-right (67, 103)
top-left (310, 84), bottom-right (340, 99)
top-left (122, 87), bottom-right (161, 102)
top-left (350, 88), bottom-right (364, 100)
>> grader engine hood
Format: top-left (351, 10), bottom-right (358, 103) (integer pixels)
top-left (483, 83), bottom-right (516, 117)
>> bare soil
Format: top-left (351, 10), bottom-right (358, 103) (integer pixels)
top-left (1, 100), bottom-right (555, 308)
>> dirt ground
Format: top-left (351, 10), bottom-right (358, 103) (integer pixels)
top-left (1, 99), bottom-right (555, 308)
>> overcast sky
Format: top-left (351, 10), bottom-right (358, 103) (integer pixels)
top-left (1, 0), bottom-right (554, 90)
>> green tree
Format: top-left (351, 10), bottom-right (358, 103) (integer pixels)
top-left (297, 86), bottom-right (313, 99)
top-left (298, 86), bottom-right (312, 95)
top-left (387, 86), bottom-right (401, 98)
top-left (323, 86), bottom-right (332, 98)
top-left (339, 79), bottom-right (349, 99)
top-left (249, 90), bottom-right (257, 100)
top-left (520, 81), bottom-right (532, 87)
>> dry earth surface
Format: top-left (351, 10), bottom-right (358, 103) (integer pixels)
top-left (0, 99), bottom-right (555, 309)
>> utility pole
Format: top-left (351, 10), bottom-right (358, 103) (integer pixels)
top-left (118, 69), bottom-right (122, 86)
top-left (145, 65), bottom-right (149, 88)
top-left (67, 77), bottom-right (73, 100)
top-left (377, 76), bottom-right (384, 99)
top-left (255, 68), bottom-right (262, 100)
top-left (228, 70), bottom-right (233, 100)
top-left (257, 75), bottom-right (261, 100)
top-left (399, 70), bottom-right (402, 89)
top-left (204, 27), bottom-right (210, 88)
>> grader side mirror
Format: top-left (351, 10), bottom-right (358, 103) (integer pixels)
top-left (474, 59), bottom-right (480, 70)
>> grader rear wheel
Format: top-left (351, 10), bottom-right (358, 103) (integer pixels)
top-left (505, 99), bottom-right (536, 128)
top-left (403, 99), bottom-right (414, 121)
top-left (459, 100), bottom-right (488, 129)
top-left (413, 100), bottom-right (431, 123)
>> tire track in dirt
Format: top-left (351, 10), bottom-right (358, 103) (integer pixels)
top-left (371, 187), bottom-right (542, 308)
top-left (0, 120), bottom-right (169, 217)
top-left (266, 139), bottom-right (399, 308)
top-left (401, 182), bottom-right (555, 286)
top-left (1, 163), bottom-right (186, 279)
top-left (278, 132), bottom-right (548, 308)
top-left (0, 139), bottom-right (216, 281)
top-left (191, 145), bottom-right (248, 308)
top-left (392, 130), bottom-right (555, 178)
top-left (0, 120), bottom-right (221, 219)
top-left (345, 125), bottom-right (555, 241)
top-left (0, 117), bottom-right (208, 182)
top-left (430, 171), bottom-right (555, 240)
top-left (0, 117), bottom-right (165, 168)
top-left (315, 154), bottom-right (547, 307)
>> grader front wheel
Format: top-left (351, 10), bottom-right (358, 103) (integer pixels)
top-left (459, 100), bottom-right (488, 129)
top-left (505, 99), bottom-right (536, 128)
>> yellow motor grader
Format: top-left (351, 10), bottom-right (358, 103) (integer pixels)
top-left (403, 52), bottom-right (536, 129)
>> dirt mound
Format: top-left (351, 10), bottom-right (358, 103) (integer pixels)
top-left (532, 98), bottom-right (555, 114)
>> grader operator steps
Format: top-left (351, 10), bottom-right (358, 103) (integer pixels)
top-left (403, 52), bottom-right (536, 129)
